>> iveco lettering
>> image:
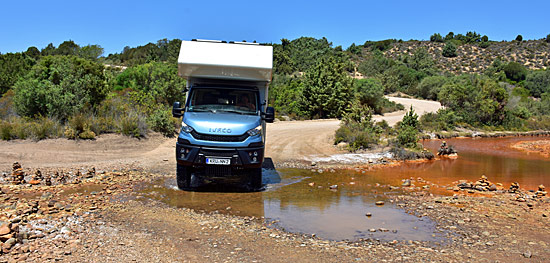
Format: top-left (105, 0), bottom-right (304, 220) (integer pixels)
top-left (172, 39), bottom-right (274, 190)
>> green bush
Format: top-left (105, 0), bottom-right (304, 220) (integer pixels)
top-left (546, 34), bottom-right (550, 43)
top-left (0, 121), bottom-right (13, 140)
top-left (515, 35), bottom-right (523, 42)
top-left (442, 43), bottom-right (457, 58)
top-left (334, 104), bottom-right (380, 151)
top-left (148, 106), bottom-right (176, 137)
top-left (415, 75), bottom-right (447, 100)
top-left (430, 33), bottom-right (444, 42)
top-left (13, 55), bottom-right (107, 120)
top-left (503, 62), bottom-right (527, 82)
top-left (524, 70), bottom-right (550, 97)
top-left (396, 126), bottom-right (419, 148)
top-left (29, 116), bottom-right (59, 140)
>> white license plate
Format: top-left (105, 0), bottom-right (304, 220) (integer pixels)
top-left (206, 158), bottom-right (231, 165)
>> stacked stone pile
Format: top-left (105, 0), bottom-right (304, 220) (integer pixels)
top-left (456, 175), bottom-right (498, 192)
top-left (0, 222), bottom-right (20, 254)
top-left (11, 163), bottom-right (25, 185)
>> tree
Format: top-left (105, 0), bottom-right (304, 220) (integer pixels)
top-left (503, 62), bottom-right (527, 82)
top-left (0, 53), bottom-right (35, 95)
top-left (56, 40), bottom-right (80, 56)
top-left (79, 45), bottom-right (104, 60)
top-left (353, 78), bottom-right (385, 114)
top-left (24, 47), bottom-right (40, 60)
top-left (301, 56), bottom-right (352, 118)
top-left (430, 33), bottom-right (443, 42)
top-left (524, 70), bottom-right (550, 97)
top-left (515, 35), bottom-right (523, 42)
top-left (546, 34), bottom-right (550, 43)
top-left (41, 43), bottom-right (56, 56)
top-left (113, 62), bottom-right (186, 106)
top-left (415, 75), bottom-right (448, 100)
top-left (13, 56), bottom-right (107, 120)
top-left (397, 107), bottom-right (419, 148)
top-left (481, 35), bottom-right (489, 42)
top-left (445, 32), bottom-right (455, 41)
top-left (442, 42), bottom-right (457, 58)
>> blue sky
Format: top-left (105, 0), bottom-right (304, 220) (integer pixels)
top-left (1, 0), bottom-right (549, 55)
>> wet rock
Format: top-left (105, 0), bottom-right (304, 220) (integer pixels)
top-left (509, 182), bottom-right (520, 193)
top-left (365, 213), bottom-right (372, 217)
top-left (329, 185), bottom-right (338, 189)
top-left (375, 201), bottom-right (385, 206)
top-left (402, 179), bottom-right (411, 187)
top-left (29, 180), bottom-right (41, 185)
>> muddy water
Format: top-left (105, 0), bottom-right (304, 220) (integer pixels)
top-left (381, 136), bottom-right (550, 190)
top-left (140, 136), bottom-right (549, 242)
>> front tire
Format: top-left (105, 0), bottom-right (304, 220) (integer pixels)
top-left (177, 164), bottom-right (192, 189)
top-left (250, 168), bottom-right (262, 190)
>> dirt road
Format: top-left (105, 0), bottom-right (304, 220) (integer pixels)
top-left (0, 97), bottom-right (441, 172)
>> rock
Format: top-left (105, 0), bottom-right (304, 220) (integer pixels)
top-left (522, 251), bottom-right (532, 258)
top-left (489, 184), bottom-right (497, 191)
top-left (0, 223), bottom-right (12, 236)
top-left (311, 162), bottom-right (317, 167)
top-left (329, 185), bottom-right (338, 189)
top-left (4, 237), bottom-right (16, 248)
top-left (485, 241), bottom-right (495, 246)
top-left (365, 213), bottom-right (372, 217)
top-left (29, 180), bottom-right (41, 185)
top-left (482, 231), bottom-right (490, 236)
top-left (402, 179), bottom-right (411, 187)
top-left (369, 229), bottom-right (376, 232)
top-left (379, 228), bottom-right (389, 232)
top-left (308, 182), bottom-right (315, 187)
top-left (375, 201), bottom-right (385, 206)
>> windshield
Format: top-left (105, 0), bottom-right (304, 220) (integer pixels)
top-left (187, 87), bottom-right (258, 115)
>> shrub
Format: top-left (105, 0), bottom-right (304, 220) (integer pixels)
top-left (515, 35), bottom-right (523, 42)
top-left (481, 35), bottom-right (489, 42)
top-left (396, 126), bottom-right (418, 148)
top-left (415, 75), bottom-right (447, 100)
top-left (546, 34), bottom-right (550, 43)
top-left (503, 62), bottom-right (527, 82)
top-left (524, 70), bottom-right (550, 97)
top-left (13, 56), bottom-right (107, 120)
top-left (148, 106), bottom-right (176, 137)
top-left (118, 112), bottom-right (147, 138)
top-left (430, 33), bottom-right (444, 42)
top-left (442, 43), bottom-right (457, 58)
top-left (29, 116), bottom-right (59, 140)
top-left (0, 121), bottom-right (13, 140)
top-left (479, 41), bottom-right (490, 48)
top-left (78, 130), bottom-right (96, 140)
top-left (334, 104), bottom-right (380, 151)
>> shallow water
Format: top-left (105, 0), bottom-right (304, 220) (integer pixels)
top-left (139, 136), bottom-right (549, 241)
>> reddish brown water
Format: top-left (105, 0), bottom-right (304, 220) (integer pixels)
top-left (371, 136), bottom-right (550, 190)
top-left (139, 136), bottom-right (549, 242)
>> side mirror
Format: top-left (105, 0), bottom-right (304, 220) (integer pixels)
top-left (262, 107), bottom-right (275, 123)
top-left (172, 102), bottom-right (184, 118)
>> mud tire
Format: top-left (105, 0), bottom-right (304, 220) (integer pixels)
top-left (250, 168), bottom-right (262, 190)
top-left (176, 164), bottom-right (192, 190)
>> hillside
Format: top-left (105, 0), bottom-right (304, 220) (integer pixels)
top-left (385, 40), bottom-right (549, 74)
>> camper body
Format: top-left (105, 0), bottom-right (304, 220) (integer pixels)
top-left (172, 40), bottom-right (274, 189)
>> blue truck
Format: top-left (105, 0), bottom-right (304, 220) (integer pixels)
top-left (172, 40), bottom-right (274, 190)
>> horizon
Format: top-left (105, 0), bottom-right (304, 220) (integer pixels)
top-left (1, 0), bottom-right (549, 55)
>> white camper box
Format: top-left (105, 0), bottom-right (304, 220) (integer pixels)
top-left (177, 40), bottom-right (273, 108)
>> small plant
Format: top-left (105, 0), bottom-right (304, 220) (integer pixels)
top-left (148, 106), bottom-right (176, 137)
top-left (442, 42), bottom-right (457, 58)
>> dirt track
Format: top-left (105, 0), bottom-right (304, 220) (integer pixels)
top-left (0, 97), bottom-right (441, 172)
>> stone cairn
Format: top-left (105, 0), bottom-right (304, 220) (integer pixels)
top-left (508, 182), bottom-right (520, 193)
top-left (29, 169), bottom-right (43, 185)
top-left (457, 175), bottom-right (497, 192)
top-left (536, 184), bottom-right (547, 197)
top-left (44, 174), bottom-right (52, 186)
top-left (11, 162), bottom-right (25, 185)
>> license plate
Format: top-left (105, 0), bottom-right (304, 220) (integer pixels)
top-left (206, 157), bottom-right (231, 165)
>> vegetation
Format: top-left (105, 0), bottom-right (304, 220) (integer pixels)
top-left (2, 32), bottom-right (550, 147)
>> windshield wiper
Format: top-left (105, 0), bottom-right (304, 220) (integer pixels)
top-left (217, 109), bottom-right (245, 115)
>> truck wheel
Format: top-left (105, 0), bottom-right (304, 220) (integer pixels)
top-left (251, 168), bottom-right (262, 190)
top-left (177, 164), bottom-right (192, 189)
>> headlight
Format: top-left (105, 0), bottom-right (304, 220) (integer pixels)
top-left (181, 122), bottom-right (194, 133)
top-left (247, 125), bottom-right (262, 136)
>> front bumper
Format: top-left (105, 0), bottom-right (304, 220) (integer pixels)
top-left (176, 138), bottom-right (264, 171)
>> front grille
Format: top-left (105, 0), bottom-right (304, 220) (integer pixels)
top-left (191, 130), bottom-right (249, 142)
top-left (205, 165), bottom-right (232, 176)
top-left (201, 149), bottom-right (237, 157)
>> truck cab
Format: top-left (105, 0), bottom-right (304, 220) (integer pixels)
top-left (172, 40), bottom-right (274, 190)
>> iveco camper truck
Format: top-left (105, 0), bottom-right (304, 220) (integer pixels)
top-left (172, 40), bottom-right (274, 190)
